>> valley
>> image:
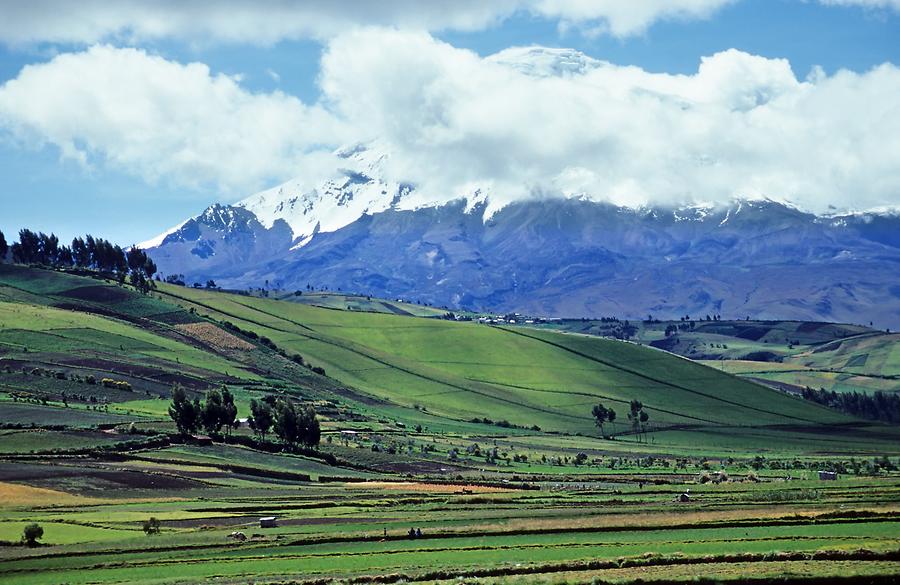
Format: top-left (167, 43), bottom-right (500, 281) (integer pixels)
top-left (0, 264), bottom-right (897, 584)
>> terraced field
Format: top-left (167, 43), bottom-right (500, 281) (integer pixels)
top-left (0, 265), bottom-right (897, 584)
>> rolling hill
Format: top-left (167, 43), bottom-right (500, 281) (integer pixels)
top-left (2, 263), bottom-right (893, 450)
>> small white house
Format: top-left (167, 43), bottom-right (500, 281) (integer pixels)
top-left (818, 470), bottom-right (838, 481)
top-left (260, 517), bottom-right (278, 528)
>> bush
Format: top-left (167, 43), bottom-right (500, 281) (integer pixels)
top-left (142, 517), bottom-right (161, 535)
top-left (22, 523), bottom-right (43, 547)
top-left (101, 378), bottom-right (132, 391)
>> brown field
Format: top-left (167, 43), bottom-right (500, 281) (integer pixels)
top-left (0, 481), bottom-right (101, 507)
top-left (346, 481), bottom-right (512, 493)
top-left (175, 322), bottom-right (254, 351)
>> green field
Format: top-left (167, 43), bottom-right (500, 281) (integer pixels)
top-left (0, 265), bottom-right (897, 584)
top-left (533, 317), bottom-right (899, 396)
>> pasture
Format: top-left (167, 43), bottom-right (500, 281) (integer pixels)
top-left (0, 265), bottom-right (897, 583)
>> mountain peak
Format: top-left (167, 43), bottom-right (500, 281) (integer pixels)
top-left (488, 46), bottom-right (604, 77)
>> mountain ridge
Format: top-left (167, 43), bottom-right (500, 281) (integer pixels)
top-left (143, 187), bottom-right (900, 328)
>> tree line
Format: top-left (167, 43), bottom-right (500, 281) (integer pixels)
top-left (168, 385), bottom-right (320, 448)
top-left (592, 399), bottom-right (651, 440)
top-left (801, 387), bottom-right (900, 423)
top-left (247, 395), bottom-right (320, 448)
top-left (0, 228), bottom-right (157, 293)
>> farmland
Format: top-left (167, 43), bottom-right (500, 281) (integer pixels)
top-left (0, 264), bottom-right (898, 584)
top-left (532, 317), bottom-right (899, 396)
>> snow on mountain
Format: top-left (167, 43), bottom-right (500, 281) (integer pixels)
top-left (138, 219), bottom-right (190, 250)
top-left (487, 46), bottom-right (605, 77)
top-left (234, 142), bottom-right (401, 248)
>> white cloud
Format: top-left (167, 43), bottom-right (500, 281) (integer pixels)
top-left (1, 33), bottom-right (898, 213)
top-left (531, 0), bottom-right (735, 37)
top-left (0, 45), bottom-right (347, 195)
top-left (319, 29), bottom-right (900, 212)
top-left (0, 0), bottom-right (735, 45)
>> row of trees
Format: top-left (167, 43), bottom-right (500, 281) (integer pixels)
top-left (0, 229), bottom-right (156, 292)
top-left (801, 387), bottom-right (900, 423)
top-left (592, 399), bottom-right (651, 440)
top-left (248, 396), bottom-right (321, 447)
top-left (168, 385), bottom-right (238, 436)
top-left (167, 386), bottom-right (321, 448)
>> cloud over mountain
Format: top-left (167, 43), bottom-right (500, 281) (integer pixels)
top-left (1, 31), bottom-right (898, 212)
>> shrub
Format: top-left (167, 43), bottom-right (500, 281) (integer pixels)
top-left (101, 378), bottom-right (132, 391)
top-left (142, 517), bottom-right (161, 535)
top-left (22, 523), bottom-right (43, 547)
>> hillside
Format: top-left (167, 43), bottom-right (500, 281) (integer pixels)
top-left (2, 265), bottom-right (899, 585)
top-left (529, 317), bottom-right (899, 396)
top-left (2, 264), bottom-right (895, 452)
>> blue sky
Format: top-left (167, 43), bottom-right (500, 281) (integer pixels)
top-left (0, 0), bottom-right (898, 246)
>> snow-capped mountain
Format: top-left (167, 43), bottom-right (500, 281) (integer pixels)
top-left (136, 45), bottom-right (900, 326)
top-left (143, 169), bottom-right (900, 328)
top-left (233, 143), bottom-right (404, 249)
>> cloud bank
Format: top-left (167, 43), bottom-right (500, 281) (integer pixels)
top-left (0, 45), bottom-right (346, 194)
top-left (1, 0), bottom-right (897, 46)
top-left (0, 31), bottom-right (898, 212)
top-left (320, 30), bottom-right (900, 213)
top-left (0, 0), bottom-right (737, 44)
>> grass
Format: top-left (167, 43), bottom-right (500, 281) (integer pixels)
top-left (535, 317), bottom-right (899, 396)
top-left (0, 265), bottom-right (897, 584)
top-left (155, 285), bottom-right (865, 442)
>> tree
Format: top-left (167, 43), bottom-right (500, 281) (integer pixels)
top-left (57, 245), bottom-right (73, 267)
top-left (39, 232), bottom-right (59, 265)
top-left (72, 237), bottom-right (91, 267)
top-left (12, 229), bottom-right (40, 263)
top-left (592, 403), bottom-right (609, 436)
top-left (0, 230), bottom-right (7, 260)
top-left (274, 399), bottom-right (301, 446)
top-left (221, 386), bottom-right (238, 435)
top-left (607, 408), bottom-right (617, 435)
top-left (168, 385), bottom-right (200, 435)
top-left (273, 399), bottom-right (320, 447)
top-left (248, 398), bottom-right (274, 440)
top-left (639, 409), bottom-right (650, 439)
top-left (301, 405), bottom-right (321, 447)
top-left (628, 400), bottom-right (644, 441)
top-left (201, 389), bottom-right (225, 436)
top-left (22, 523), bottom-right (43, 547)
top-left (126, 246), bottom-right (157, 293)
top-left (142, 517), bottom-right (161, 535)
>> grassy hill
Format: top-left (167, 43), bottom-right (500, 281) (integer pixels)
top-left (533, 317), bottom-right (899, 395)
top-left (262, 289), bottom-right (450, 317)
top-left (1, 264), bottom-right (898, 585)
top-left (155, 283), bottom-right (864, 438)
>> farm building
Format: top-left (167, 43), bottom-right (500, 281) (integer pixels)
top-left (260, 517), bottom-right (278, 528)
top-left (818, 471), bottom-right (838, 480)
